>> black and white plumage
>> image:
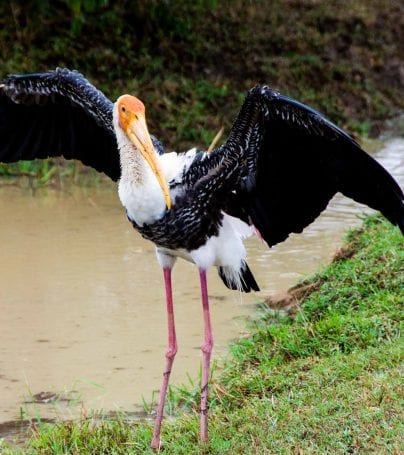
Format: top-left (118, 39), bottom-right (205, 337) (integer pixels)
top-left (1, 68), bottom-right (402, 241)
top-left (2, 69), bottom-right (402, 239)
top-left (1, 68), bottom-right (403, 447)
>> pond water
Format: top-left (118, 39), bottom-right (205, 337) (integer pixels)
top-left (0, 138), bottom-right (402, 439)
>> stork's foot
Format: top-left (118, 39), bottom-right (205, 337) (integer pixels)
top-left (150, 437), bottom-right (161, 451)
top-left (200, 405), bottom-right (209, 443)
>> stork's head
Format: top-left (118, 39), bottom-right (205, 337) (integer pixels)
top-left (115, 95), bottom-right (171, 210)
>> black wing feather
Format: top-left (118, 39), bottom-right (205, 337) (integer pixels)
top-left (244, 87), bottom-right (404, 245)
top-left (0, 68), bottom-right (121, 180)
top-left (185, 86), bottom-right (403, 247)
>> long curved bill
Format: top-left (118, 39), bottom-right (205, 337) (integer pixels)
top-left (126, 115), bottom-right (171, 210)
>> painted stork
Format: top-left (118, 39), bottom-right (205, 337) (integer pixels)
top-left (1, 68), bottom-right (403, 449)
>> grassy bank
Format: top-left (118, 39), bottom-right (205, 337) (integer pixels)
top-left (3, 215), bottom-right (402, 454)
top-left (1, 1), bottom-right (404, 182)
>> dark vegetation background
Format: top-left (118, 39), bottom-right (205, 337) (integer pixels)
top-left (1, 0), bottom-right (404, 152)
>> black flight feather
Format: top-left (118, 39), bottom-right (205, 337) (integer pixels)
top-left (1, 73), bottom-right (402, 268)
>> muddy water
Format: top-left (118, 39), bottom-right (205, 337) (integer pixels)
top-left (0, 139), bottom-right (402, 431)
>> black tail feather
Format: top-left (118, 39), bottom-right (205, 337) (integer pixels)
top-left (218, 262), bottom-right (260, 293)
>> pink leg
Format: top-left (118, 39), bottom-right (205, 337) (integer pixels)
top-left (199, 268), bottom-right (213, 443)
top-left (151, 267), bottom-right (177, 450)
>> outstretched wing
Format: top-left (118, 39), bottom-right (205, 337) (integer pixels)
top-left (0, 68), bottom-right (121, 180)
top-left (185, 86), bottom-right (404, 246)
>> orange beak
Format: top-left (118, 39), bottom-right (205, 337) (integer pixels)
top-left (125, 114), bottom-right (171, 210)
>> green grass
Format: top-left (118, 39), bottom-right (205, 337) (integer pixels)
top-left (1, 2), bottom-right (403, 180)
top-left (0, 159), bottom-right (108, 187)
top-left (1, 1), bottom-right (403, 156)
top-left (2, 1), bottom-right (404, 181)
top-left (2, 215), bottom-right (402, 453)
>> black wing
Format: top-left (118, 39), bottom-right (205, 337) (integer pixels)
top-left (185, 86), bottom-right (404, 247)
top-left (0, 68), bottom-right (121, 180)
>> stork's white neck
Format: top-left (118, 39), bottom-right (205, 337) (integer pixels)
top-left (114, 113), bottom-right (167, 226)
